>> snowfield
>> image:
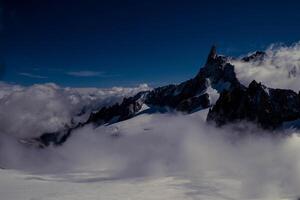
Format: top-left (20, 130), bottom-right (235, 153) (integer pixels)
top-left (0, 168), bottom-right (252, 200)
top-left (0, 170), bottom-right (195, 200)
top-left (1, 110), bottom-right (300, 200)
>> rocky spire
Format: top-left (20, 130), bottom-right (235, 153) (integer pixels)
top-left (196, 45), bottom-right (219, 78)
top-left (206, 45), bottom-right (217, 63)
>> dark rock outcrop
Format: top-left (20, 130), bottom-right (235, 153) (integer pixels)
top-left (242, 51), bottom-right (266, 62)
top-left (86, 91), bottom-right (147, 126)
top-left (207, 80), bottom-right (300, 129)
top-left (196, 46), bottom-right (242, 92)
top-left (83, 46), bottom-right (241, 127)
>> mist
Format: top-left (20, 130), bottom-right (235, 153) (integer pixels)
top-left (1, 43), bottom-right (300, 199)
top-left (0, 82), bottom-right (150, 138)
top-left (231, 42), bottom-right (300, 91)
top-left (1, 108), bottom-right (300, 199)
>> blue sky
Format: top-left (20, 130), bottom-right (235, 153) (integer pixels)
top-left (1, 0), bottom-right (300, 87)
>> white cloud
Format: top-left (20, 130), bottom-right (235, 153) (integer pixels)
top-left (0, 82), bottom-right (150, 138)
top-left (230, 42), bottom-right (300, 91)
top-left (19, 72), bottom-right (48, 79)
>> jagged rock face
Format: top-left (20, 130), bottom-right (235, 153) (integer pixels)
top-left (176, 94), bottom-right (210, 113)
top-left (86, 77), bottom-right (211, 127)
top-left (207, 80), bottom-right (300, 129)
top-left (35, 46), bottom-right (239, 146)
top-left (145, 77), bottom-right (209, 110)
top-left (86, 46), bottom-right (241, 127)
top-left (87, 91), bottom-right (147, 125)
top-left (197, 47), bottom-right (241, 92)
top-left (35, 46), bottom-right (274, 147)
top-left (242, 51), bottom-right (266, 62)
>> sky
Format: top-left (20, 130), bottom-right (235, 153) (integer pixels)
top-left (1, 0), bottom-right (300, 87)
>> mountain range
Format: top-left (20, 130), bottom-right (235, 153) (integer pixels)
top-left (34, 46), bottom-right (300, 147)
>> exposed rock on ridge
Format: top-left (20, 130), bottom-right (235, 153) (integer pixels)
top-left (207, 80), bottom-right (300, 129)
top-left (32, 46), bottom-right (300, 147)
top-left (34, 46), bottom-right (241, 146)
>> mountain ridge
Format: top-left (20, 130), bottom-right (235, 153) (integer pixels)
top-left (32, 46), bottom-right (300, 147)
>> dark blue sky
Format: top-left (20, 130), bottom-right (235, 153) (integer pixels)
top-left (1, 0), bottom-right (300, 87)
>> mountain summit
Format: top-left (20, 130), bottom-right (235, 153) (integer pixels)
top-left (78, 46), bottom-right (242, 125)
top-left (206, 45), bottom-right (217, 62)
top-left (34, 46), bottom-right (300, 147)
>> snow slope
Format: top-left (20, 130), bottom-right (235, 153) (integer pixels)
top-left (1, 110), bottom-right (300, 200)
top-left (0, 170), bottom-right (195, 200)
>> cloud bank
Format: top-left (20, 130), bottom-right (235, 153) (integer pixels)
top-left (231, 42), bottom-right (300, 91)
top-left (1, 110), bottom-right (300, 199)
top-left (0, 82), bottom-right (150, 138)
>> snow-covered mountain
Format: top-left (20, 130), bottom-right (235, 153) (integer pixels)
top-left (33, 45), bottom-right (300, 147)
top-left (33, 46), bottom-right (234, 146)
top-left (3, 43), bottom-right (300, 200)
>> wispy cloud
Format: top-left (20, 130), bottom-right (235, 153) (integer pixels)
top-left (67, 70), bottom-right (116, 77)
top-left (19, 72), bottom-right (48, 79)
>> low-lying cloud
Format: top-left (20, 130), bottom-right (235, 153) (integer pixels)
top-left (1, 110), bottom-right (300, 199)
top-left (0, 82), bottom-right (150, 138)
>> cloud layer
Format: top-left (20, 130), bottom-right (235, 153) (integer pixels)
top-left (1, 110), bottom-right (300, 199)
top-left (231, 42), bottom-right (300, 91)
top-left (0, 82), bottom-right (150, 138)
